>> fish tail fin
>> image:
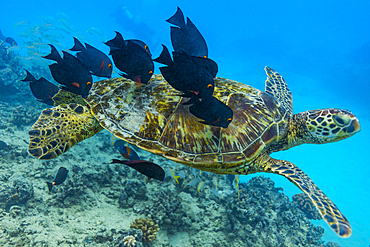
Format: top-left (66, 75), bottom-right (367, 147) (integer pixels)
top-left (22, 69), bottom-right (36, 82)
top-left (153, 45), bottom-right (173, 66)
top-left (166, 7), bottom-right (185, 27)
top-left (105, 31), bottom-right (124, 49)
top-left (43, 44), bottom-right (62, 62)
top-left (70, 37), bottom-right (85, 51)
top-left (46, 182), bottom-right (53, 193)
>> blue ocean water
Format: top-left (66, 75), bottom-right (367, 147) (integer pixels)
top-left (0, 0), bottom-right (369, 246)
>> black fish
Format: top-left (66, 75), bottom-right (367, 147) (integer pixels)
top-left (154, 45), bottom-right (214, 97)
top-left (22, 69), bottom-right (59, 106)
top-left (43, 44), bottom-right (92, 98)
top-left (167, 7), bottom-right (208, 58)
top-left (105, 32), bottom-right (154, 89)
top-left (5, 37), bottom-right (17, 46)
top-left (129, 39), bottom-right (152, 56)
top-left (47, 167), bottom-right (68, 192)
top-left (111, 159), bottom-right (165, 183)
top-left (70, 37), bottom-right (113, 78)
top-left (189, 96), bottom-right (233, 128)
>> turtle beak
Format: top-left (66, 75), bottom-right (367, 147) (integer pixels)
top-left (345, 119), bottom-right (361, 134)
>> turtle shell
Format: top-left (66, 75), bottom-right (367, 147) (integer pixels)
top-left (86, 74), bottom-right (288, 174)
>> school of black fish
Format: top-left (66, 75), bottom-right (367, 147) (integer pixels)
top-left (22, 7), bottom-right (234, 189)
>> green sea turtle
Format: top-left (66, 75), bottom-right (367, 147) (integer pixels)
top-left (27, 67), bottom-right (360, 238)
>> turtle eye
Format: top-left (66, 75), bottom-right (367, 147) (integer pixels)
top-left (333, 114), bottom-right (350, 126)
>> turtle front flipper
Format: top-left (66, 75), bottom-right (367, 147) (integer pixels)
top-left (265, 156), bottom-right (351, 238)
top-left (28, 104), bottom-right (103, 160)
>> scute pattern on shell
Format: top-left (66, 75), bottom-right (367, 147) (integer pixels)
top-left (86, 74), bottom-right (288, 174)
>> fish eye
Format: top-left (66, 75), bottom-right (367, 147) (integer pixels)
top-left (207, 84), bottom-right (213, 88)
top-left (227, 118), bottom-right (232, 121)
top-left (149, 71), bottom-right (153, 74)
top-left (108, 64), bottom-right (113, 68)
top-left (87, 81), bottom-right (91, 86)
top-left (204, 56), bottom-right (207, 58)
top-left (333, 114), bottom-right (350, 126)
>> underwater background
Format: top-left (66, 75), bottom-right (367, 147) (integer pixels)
top-left (0, 0), bottom-right (369, 246)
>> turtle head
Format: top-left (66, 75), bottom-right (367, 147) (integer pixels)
top-left (302, 108), bottom-right (360, 144)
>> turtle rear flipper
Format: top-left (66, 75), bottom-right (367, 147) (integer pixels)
top-left (266, 156), bottom-right (352, 238)
top-left (28, 104), bottom-right (103, 160)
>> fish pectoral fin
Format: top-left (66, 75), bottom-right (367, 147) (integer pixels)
top-left (266, 156), bottom-right (352, 238)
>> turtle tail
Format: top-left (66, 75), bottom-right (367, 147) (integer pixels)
top-left (265, 156), bottom-right (352, 238)
top-left (28, 103), bottom-right (103, 160)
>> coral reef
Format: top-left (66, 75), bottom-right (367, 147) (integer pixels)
top-left (225, 176), bottom-right (329, 246)
top-left (142, 189), bottom-right (189, 231)
top-left (110, 229), bottom-right (143, 247)
top-left (122, 235), bottom-right (136, 247)
top-left (130, 218), bottom-right (159, 242)
top-left (293, 192), bottom-right (322, 220)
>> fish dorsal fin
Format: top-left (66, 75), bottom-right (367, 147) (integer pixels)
top-left (153, 45), bottom-right (173, 66)
top-left (70, 37), bottom-right (86, 52)
top-left (166, 7), bottom-right (186, 27)
top-left (22, 69), bottom-right (37, 82)
top-left (105, 31), bottom-right (125, 50)
top-left (43, 44), bottom-right (62, 62)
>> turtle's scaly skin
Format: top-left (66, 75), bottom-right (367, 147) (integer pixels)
top-left (28, 68), bottom-right (360, 238)
top-left (28, 104), bottom-right (103, 159)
